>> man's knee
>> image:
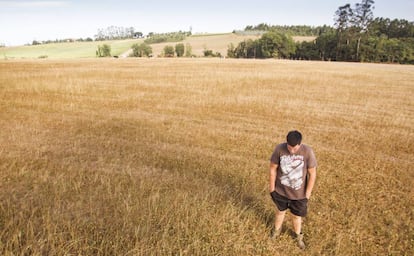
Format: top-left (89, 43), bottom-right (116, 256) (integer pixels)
top-left (275, 209), bottom-right (287, 216)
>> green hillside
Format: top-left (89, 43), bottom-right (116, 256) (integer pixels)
top-left (0, 39), bottom-right (142, 59)
top-left (0, 33), bottom-right (315, 59)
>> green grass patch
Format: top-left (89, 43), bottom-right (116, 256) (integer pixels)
top-left (0, 39), bottom-right (142, 59)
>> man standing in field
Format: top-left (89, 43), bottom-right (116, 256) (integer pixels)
top-left (269, 130), bottom-right (317, 250)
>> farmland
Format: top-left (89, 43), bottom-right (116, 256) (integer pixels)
top-left (0, 58), bottom-right (413, 255)
top-left (0, 33), bottom-right (314, 59)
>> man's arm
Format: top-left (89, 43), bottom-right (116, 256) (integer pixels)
top-left (269, 162), bottom-right (278, 192)
top-left (305, 167), bottom-right (317, 199)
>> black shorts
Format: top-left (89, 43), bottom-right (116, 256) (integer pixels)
top-left (270, 191), bottom-right (308, 217)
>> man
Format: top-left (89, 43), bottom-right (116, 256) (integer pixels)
top-left (269, 130), bottom-right (317, 249)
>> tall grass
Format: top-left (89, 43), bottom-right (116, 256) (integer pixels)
top-left (0, 59), bottom-right (413, 255)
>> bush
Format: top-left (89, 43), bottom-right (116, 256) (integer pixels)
top-left (203, 49), bottom-right (222, 58)
top-left (175, 43), bottom-right (185, 57)
top-left (163, 45), bottom-right (175, 57)
top-left (131, 43), bottom-right (152, 57)
top-left (96, 44), bottom-right (111, 57)
top-left (185, 43), bottom-right (193, 57)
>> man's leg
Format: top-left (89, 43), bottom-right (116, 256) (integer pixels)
top-left (292, 215), bottom-right (305, 249)
top-left (270, 208), bottom-right (286, 239)
top-left (270, 192), bottom-right (288, 239)
top-left (292, 214), bottom-right (302, 234)
top-left (273, 209), bottom-right (286, 235)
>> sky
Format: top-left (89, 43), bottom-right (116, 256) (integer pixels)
top-left (1, 0), bottom-right (413, 46)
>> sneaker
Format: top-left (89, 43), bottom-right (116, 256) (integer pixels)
top-left (270, 227), bottom-right (281, 239)
top-left (296, 233), bottom-right (306, 250)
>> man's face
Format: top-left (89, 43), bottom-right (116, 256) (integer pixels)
top-left (287, 144), bottom-right (301, 154)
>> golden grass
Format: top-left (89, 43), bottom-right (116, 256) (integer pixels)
top-left (148, 33), bottom-right (261, 57)
top-left (0, 59), bottom-right (413, 255)
top-left (149, 34), bottom-right (314, 57)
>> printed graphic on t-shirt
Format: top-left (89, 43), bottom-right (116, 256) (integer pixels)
top-left (280, 155), bottom-right (304, 190)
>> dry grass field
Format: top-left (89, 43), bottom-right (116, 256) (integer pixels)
top-left (0, 58), bottom-right (413, 255)
top-left (150, 33), bottom-right (262, 57)
top-left (149, 34), bottom-right (315, 57)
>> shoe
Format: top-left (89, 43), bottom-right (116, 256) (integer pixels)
top-left (270, 227), bottom-right (281, 239)
top-left (296, 233), bottom-right (306, 250)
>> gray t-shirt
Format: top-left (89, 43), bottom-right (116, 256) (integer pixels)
top-left (270, 143), bottom-right (317, 200)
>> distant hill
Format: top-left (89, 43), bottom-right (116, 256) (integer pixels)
top-left (0, 33), bottom-right (316, 59)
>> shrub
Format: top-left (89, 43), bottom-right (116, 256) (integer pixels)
top-left (185, 43), bottom-right (193, 57)
top-left (96, 44), bottom-right (111, 57)
top-left (163, 45), bottom-right (175, 57)
top-left (175, 43), bottom-right (185, 57)
top-left (203, 49), bottom-right (222, 58)
top-left (131, 43), bottom-right (153, 57)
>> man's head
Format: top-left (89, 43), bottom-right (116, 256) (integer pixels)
top-left (286, 130), bottom-right (302, 154)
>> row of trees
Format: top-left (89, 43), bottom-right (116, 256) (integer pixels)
top-left (95, 0), bottom-right (413, 63)
top-left (143, 31), bottom-right (191, 44)
top-left (293, 18), bottom-right (414, 63)
top-left (32, 28), bottom-right (190, 46)
top-left (232, 0), bottom-right (413, 64)
top-left (130, 43), bottom-right (194, 57)
top-left (296, 0), bottom-right (414, 63)
top-left (98, 42), bottom-right (215, 58)
top-left (95, 28), bottom-right (192, 42)
top-left (32, 37), bottom-right (94, 45)
top-left (244, 24), bottom-right (335, 37)
top-left (228, 32), bottom-right (295, 59)
top-left (95, 26), bottom-right (143, 41)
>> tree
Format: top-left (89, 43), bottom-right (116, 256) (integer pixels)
top-left (131, 43), bottom-right (152, 57)
top-left (353, 0), bottom-right (375, 60)
top-left (259, 32), bottom-right (295, 58)
top-left (185, 43), bottom-right (193, 57)
top-left (175, 43), bottom-right (185, 57)
top-left (353, 0), bottom-right (375, 33)
top-left (133, 32), bottom-right (144, 38)
top-left (333, 1), bottom-right (376, 61)
top-left (231, 39), bottom-right (256, 58)
top-left (294, 41), bottom-right (319, 60)
top-left (227, 43), bottom-right (236, 58)
top-left (315, 32), bottom-right (337, 61)
top-left (203, 49), bottom-right (222, 57)
top-left (163, 45), bottom-right (175, 57)
top-left (228, 32), bottom-right (295, 59)
top-left (95, 26), bottom-right (136, 41)
top-left (334, 4), bottom-right (353, 60)
top-left (96, 44), bottom-right (111, 57)
top-left (369, 18), bottom-right (414, 39)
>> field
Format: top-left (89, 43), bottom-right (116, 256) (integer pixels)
top-left (0, 58), bottom-right (413, 255)
top-left (0, 39), bottom-right (139, 59)
top-left (0, 33), bottom-right (314, 59)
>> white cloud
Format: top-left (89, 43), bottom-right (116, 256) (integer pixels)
top-left (0, 1), bottom-right (68, 8)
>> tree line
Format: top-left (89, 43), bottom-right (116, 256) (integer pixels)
top-left (230, 0), bottom-right (414, 64)
top-left (95, 0), bottom-right (413, 63)
top-left (244, 23), bottom-right (334, 37)
top-left (95, 26), bottom-right (142, 41)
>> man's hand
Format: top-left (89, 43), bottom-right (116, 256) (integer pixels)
top-left (269, 162), bottom-right (278, 192)
top-left (305, 167), bottom-right (316, 200)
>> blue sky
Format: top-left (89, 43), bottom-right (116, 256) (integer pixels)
top-left (1, 0), bottom-right (413, 46)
